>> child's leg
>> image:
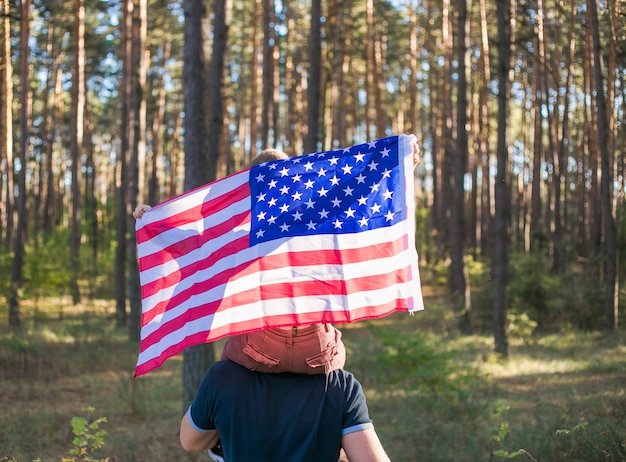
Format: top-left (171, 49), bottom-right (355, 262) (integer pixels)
top-left (221, 324), bottom-right (346, 374)
top-left (221, 331), bottom-right (280, 371)
top-left (296, 323), bottom-right (346, 374)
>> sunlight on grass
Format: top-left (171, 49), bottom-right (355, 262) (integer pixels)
top-left (483, 356), bottom-right (583, 377)
top-left (37, 326), bottom-right (77, 344)
top-left (480, 332), bottom-right (625, 379)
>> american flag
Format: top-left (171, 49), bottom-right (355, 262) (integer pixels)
top-left (134, 134), bottom-right (424, 377)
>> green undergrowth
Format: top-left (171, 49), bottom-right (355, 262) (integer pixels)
top-left (1, 300), bottom-right (625, 461)
top-left (344, 318), bottom-right (626, 462)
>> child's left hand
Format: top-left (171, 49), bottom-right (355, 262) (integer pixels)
top-left (133, 204), bottom-right (152, 219)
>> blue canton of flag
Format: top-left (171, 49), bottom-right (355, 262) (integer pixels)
top-left (249, 136), bottom-right (404, 245)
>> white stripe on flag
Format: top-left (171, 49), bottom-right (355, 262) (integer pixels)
top-left (139, 224), bottom-right (414, 339)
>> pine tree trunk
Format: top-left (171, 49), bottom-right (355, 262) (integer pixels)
top-left (586, 0), bottom-right (618, 330)
top-left (128, 0), bottom-right (148, 341)
top-left (450, 0), bottom-right (471, 335)
top-left (261, 0), bottom-right (274, 148)
top-left (477, 0), bottom-right (492, 259)
top-left (493, 0), bottom-right (513, 358)
top-left (181, 0), bottom-right (228, 410)
top-left (0, 0), bottom-right (14, 249)
top-left (440, 0), bottom-right (453, 250)
top-left (9, 0), bottom-right (31, 326)
top-left (552, 2), bottom-right (577, 274)
top-left (305, 0), bottom-right (321, 153)
top-left (69, 0), bottom-right (85, 305)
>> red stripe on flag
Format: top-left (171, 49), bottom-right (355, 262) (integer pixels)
top-left (139, 236), bottom-right (407, 325)
top-left (136, 182), bottom-right (249, 244)
top-left (138, 209), bottom-right (251, 272)
top-left (138, 264), bottom-right (412, 355)
top-left (139, 232), bottom-right (249, 299)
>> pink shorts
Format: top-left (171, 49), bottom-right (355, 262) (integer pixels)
top-left (221, 323), bottom-right (346, 374)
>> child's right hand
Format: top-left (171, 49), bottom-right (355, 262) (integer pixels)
top-left (412, 138), bottom-right (421, 168)
top-left (133, 204), bottom-right (152, 219)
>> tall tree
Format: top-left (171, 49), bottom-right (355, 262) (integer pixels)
top-left (493, 0), bottom-right (513, 358)
top-left (552, 1), bottom-right (578, 274)
top-left (407, 2), bottom-right (418, 136)
top-left (449, 0), bottom-right (471, 334)
top-left (304, 0), bottom-right (321, 153)
top-left (148, 37), bottom-right (171, 206)
top-left (477, 0), bottom-right (492, 259)
top-left (529, 39), bottom-right (543, 252)
top-left (8, 0), bottom-right (31, 326)
top-left (180, 0), bottom-right (225, 410)
top-left (115, 0), bottom-right (133, 328)
top-left (439, 0), bottom-right (453, 249)
top-left (586, 0), bottom-right (618, 330)
top-left (425, 0), bottom-right (443, 248)
top-left (536, 0), bottom-right (557, 263)
top-left (206, 0), bottom-right (231, 176)
top-left (371, 3), bottom-right (385, 138)
top-left (38, 24), bottom-right (55, 237)
top-left (0, 0), bottom-right (14, 248)
top-left (261, 0), bottom-right (275, 148)
top-left (69, 0), bottom-right (86, 304)
top-left (248, 0), bottom-right (261, 156)
top-left (128, 0), bottom-right (148, 341)
top-left (364, 0), bottom-right (374, 141)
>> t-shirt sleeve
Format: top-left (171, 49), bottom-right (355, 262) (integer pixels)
top-left (188, 368), bottom-right (217, 432)
top-left (342, 374), bottom-right (374, 435)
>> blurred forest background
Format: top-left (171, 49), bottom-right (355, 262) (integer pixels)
top-left (2, 0), bottom-right (624, 343)
top-left (0, 0), bottom-right (625, 460)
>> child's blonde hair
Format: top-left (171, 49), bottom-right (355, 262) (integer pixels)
top-left (251, 149), bottom-right (289, 166)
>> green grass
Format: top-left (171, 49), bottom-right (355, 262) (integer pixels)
top-left (0, 297), bottom-right (625, 461)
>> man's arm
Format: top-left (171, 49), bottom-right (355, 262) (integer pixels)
top-left (179, 409), bottom-right (220, 452)
top-left (342, 427), bottom-right (391, 462)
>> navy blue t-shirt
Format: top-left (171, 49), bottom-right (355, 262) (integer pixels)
top-left (188, 360), bottom-right (373, 462)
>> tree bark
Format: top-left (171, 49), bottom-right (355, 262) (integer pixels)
top-left (493, 0), bottom-right (513, 358)
top-left (477, 0), bottom-right (492, 259)
top-left (69, 0), bottom-right (85, 305)
top-left (586, 0), bottom-right (618, 330)
top-left (148, 40), bottom-right (170, 205)
top-left (206, 0), bottom-right (231, 177)
top-left (449, 0), bottom-right (471, 335)
top-left (115, 0), bottom-right (133, 328)
top-left (440, 0), bottom-right (453, 250)
top-left (261, 0), bottom-right (275, 149)
top-left (305, 0), bottom-right (321, 153)
top-left (128, 0), bottom-right (148, 341)
top-left (249, 0), bottom-right (261, 157)
top-left (552, 1), bottom-right (577, 274)
top-left (364, 0), bottom-right (374, 141)
top-left (8, 0), bottom-right (31, 326)
top-left (0, 0), bottom-right (14, 249)
top-left (181, 0), bottom-right (224, 411)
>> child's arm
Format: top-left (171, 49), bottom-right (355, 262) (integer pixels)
top-left (133, 204), bottom-right (151, 219)
top-left (412, 137), bottom-right (421, 168)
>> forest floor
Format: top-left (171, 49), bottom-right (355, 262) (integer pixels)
top-left (0, 289), bottom-right (625, 462)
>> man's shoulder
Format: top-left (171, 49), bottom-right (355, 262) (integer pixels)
top-left (209, 360), bottom-right (359, 386)
top-left (208, 360), bottom-right (250, 379)
top-left (210, 359), bottom-right (242, 372)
